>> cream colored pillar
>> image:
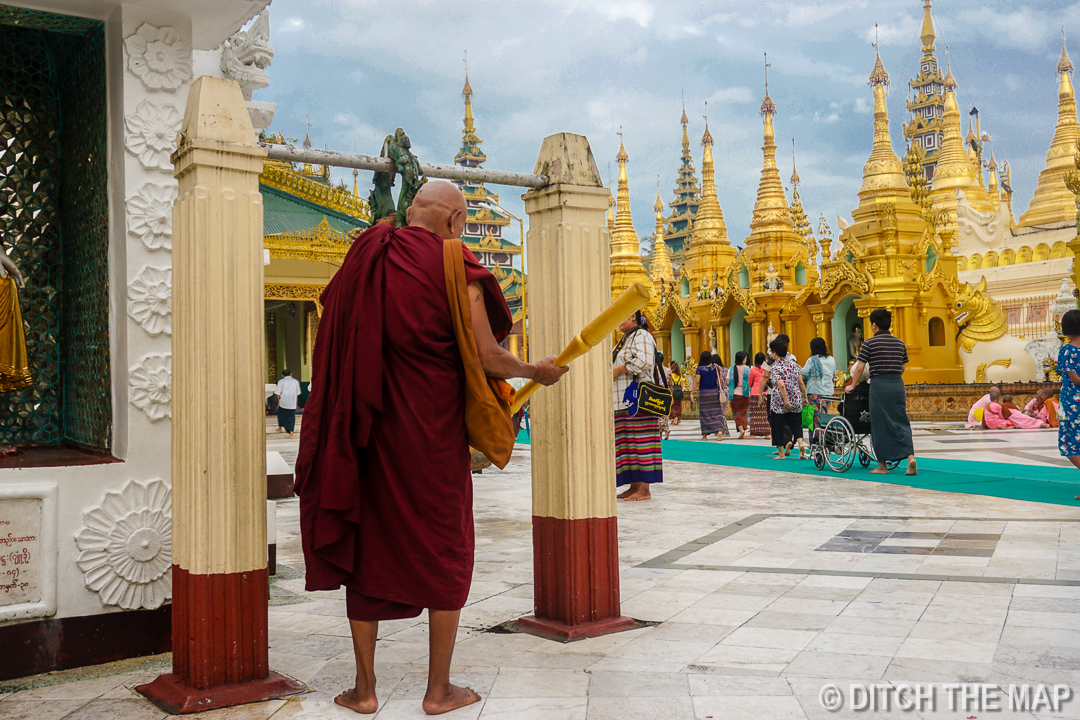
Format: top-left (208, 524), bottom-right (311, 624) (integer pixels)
top-left (139, 76), bottom-right (302, 713)
top-left (518, 133), bottom-right (634, 640)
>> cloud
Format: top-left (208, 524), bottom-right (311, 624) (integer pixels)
top-left (278, 17), bottom-right (306, 33)
top-left (955, 7), bottom-right (1055, 52)
top-left (865, 18), bottom-right (916, 47)
top-left (263, 0), bottom-right (1071, 248)
top-left (708, 87), bottom-right (753, 104)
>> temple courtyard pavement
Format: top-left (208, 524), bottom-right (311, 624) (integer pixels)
top-left (3, 419), bottom-right (1080, 719)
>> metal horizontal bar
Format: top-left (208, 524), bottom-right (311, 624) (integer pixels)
top-left (258, 143), bottom-right (548, 189)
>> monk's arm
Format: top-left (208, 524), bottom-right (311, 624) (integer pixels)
top-left (468, 281), bottom-right (567, 386)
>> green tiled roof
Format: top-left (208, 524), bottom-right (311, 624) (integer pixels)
top-left (261, 183), bottom-right (366, 236)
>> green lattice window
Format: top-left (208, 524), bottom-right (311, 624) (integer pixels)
top-left (0, 9), bottom-right (110, 450)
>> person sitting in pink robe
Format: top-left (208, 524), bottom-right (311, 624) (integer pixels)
top-left (966, 387), bottom-right (998, 428)
top-left (1025, 389), bottom-right (1060, 428)
top-left (983, 390), bottom-right (1049, 430)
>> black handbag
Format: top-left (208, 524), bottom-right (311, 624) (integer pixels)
top-left (630, 362), bottom-right (674, 419)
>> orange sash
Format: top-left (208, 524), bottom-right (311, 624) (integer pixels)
top-left (442, 239), bottom-right (516, 469)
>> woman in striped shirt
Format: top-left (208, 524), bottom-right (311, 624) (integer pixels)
top-left (845, 308), bottom-right (916, 476)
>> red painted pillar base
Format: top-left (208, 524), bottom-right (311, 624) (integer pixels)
top-left (137, 566), bottom-right (306, 714)
top-left (137, 671), bottom-right (305, 715)
top-left (517, 515), bottom-right (637, 641)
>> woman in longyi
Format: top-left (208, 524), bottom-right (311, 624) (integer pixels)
top-left (0, 245), bottom-right (31, 393)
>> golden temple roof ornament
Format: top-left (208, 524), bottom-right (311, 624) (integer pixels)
top-left (702, 103), bottom-right (714, 146)
top-left (943, 48), bottom-right (957, 90)
top-left (868, 28), bottom-right (890, 88)
top-left (920, 0), bottom-right (936, 54)
top-left (609, 129), bottom-right (650, 301)
top-left (760, 52), bottom-right (776, 116)
top-left (1060, 28), bottom-right (1074, 76)
top-left (650, 183), bottom-right (675, 284)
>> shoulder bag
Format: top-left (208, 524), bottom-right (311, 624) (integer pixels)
top-left (622, 335), bottom-right (673, 418)
top-left (442, 239), bottom-right (516, 468)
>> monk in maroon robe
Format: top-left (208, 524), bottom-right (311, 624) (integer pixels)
top-left (294, 181), bottom-right (565, 715)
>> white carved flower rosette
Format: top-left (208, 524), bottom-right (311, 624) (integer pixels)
top-left (127, 182), bottom-right (177, 250)
top-left (125, 100), bottom-right (181, 171)
top-left (75, 479), bottom-right (172, 610)
top-left (128, 266), bottom-right (172, 336)
top-left (130, 353), bottom-right (172, 421)
top-left (125, 24), bottom-right (192, 91)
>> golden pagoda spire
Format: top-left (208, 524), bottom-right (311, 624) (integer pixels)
top-left (650, 183), bottom-right (675, 284)
top-left (750, 55), bottom-right (791, 232)
top-left (613, 134), bottom-right (633, 234)
top-left (930, 86), bottom-right (992, 215)
top-left (352, 168), bottom-right (359, 199)
top-left (920, 0), bottom-right (936, 55)
top-left (1017, 31), bottom-right (1080, 227)
top-left (694, 111), bottom-right (729, 244)
top-left (609, 131), bottom-right (650, 300)
top-left (943, 51), bottom-right (957, 90)
top-left (858, 46), bottom-right (909, 201)
top-left (789, 139), bottom-right (815, 246)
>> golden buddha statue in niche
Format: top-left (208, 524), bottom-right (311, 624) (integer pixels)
top-left (0, 238), bottom-right (31, 393)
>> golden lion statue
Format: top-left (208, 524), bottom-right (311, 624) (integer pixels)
top-left (951, 278), bottom-right (1038, 383)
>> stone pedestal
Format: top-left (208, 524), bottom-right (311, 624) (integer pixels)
top-left (137, 76), bottom-right (303, 714)
top-left (518, 134), bottom-right (635, 640)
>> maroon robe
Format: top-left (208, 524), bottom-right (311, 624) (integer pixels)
top-left (294, 223), bottom-right (512, 611)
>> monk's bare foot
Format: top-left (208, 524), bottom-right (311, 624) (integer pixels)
top-left (617, 487), bottom-right (634, 499)
top-left (422, 684), bottom-right (481, 715)
top-left (335, 687), bottom-right (378, 714)
top-left (906, 458), bottom-right (917, 476)
top-left (869, 466), bottom-right (889, 475)
top-left (624, 488), bottom-right (652, 501)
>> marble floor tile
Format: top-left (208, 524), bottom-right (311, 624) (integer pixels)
top-left (692, 694), bottom-right (809, 719)
top-left (838, 601), bottom-right (927, 621)
top-left (608, 637), bottom-right (715, 664)
top-left (766, 597), bottom-right (850, 616)
top-left (0, 700), bottom-right (88, 720)
top-left (895, 638), bottom-right (999, 664)
top-left (57, 698), bottom-right (169, 720)
top-left (882, 656), bottom-right (994, 683)
top-left (695, 643), bottom-right (802, 668)
top-left (587, 670), bottom-right (690, 697)
top-left (906, 620), bottom-right (1003, 644)
top-left (823, 615), bottom-right (916, 638)
top-left (744, 611), bottom-right (834, 632)
top-left (186, 700), bottom-right (287, 720)
top-left (584, 695), bottom-right (695, 720)
top-left (1006, 610), bottom-right (1080, 630)
top-left (686, 674), bottom-right (793, 696)
top-left (720, 627), bottom-right (819, 651)
top-left (803, 632), bottom-right (904, 657)
top-left (919, 603), bottom-right (1009, 626)
top-left (1000, 626), bottom-right (1080, 648)
top-left (487, 669), bottom-right (590, 699)
top-left (643, 621), bottom-right (737, 644)
top-left (477, 697), bottom-right (587, 720)
top-left (781, 651), bottom-right (891, 679)
top-left (7, 674), bottom-right (129, 701)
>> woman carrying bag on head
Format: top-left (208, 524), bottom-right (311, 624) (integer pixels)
top-left (612, 312), bottom-right (664, 501)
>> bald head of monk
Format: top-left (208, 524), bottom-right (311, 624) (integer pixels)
top-left (407, 180), bottom-right (468, 240)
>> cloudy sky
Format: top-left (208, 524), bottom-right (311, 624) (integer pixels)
top-left (258, 0), bottom-right (1080, 250)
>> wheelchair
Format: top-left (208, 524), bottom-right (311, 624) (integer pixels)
top-left (809, 386), bottom-right (901, 473)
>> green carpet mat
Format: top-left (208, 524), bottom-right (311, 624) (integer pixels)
top-left (515, 431), bottom-right (1080, 508)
